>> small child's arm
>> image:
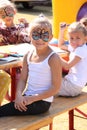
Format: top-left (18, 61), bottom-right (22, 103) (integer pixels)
top-left (60, 55), bottom-right (81, 70)
top-left (58, 22), bottom-right (69, 51)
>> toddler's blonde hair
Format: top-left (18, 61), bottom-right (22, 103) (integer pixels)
top-left (68, 22), bottom-right (87, 36)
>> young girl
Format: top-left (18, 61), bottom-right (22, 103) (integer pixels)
top-left (58, 22), bottom-right (87, 97)
top-left (0, 0), bottom-right (30, 45)
top-left (0, 14), bottom-right (62, 116)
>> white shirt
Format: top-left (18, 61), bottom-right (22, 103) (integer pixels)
top-left (66, 44), bottom-right (87, 87)
top-left (24, 50), bottom-right (55, 102)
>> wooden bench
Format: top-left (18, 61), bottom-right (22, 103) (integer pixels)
top-left (0, 91), bottom-right (87, 130)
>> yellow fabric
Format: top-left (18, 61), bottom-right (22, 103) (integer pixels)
top-left (0, 70), bottom-right (11, 104)
top-left (52, 0), bottom-right (86, 38)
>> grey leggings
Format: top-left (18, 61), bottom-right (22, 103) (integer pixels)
top-left (0, 100), bottom-right (51, 117)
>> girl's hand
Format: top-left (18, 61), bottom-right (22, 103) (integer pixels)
top-left (60, 22), bottom-right (67, 31)
top-left (23, 96), bottom-right (35, 106)
top-left (18, 18), bottom-right (28, 24)
top-left (14, 95), bottom-right (27, 112)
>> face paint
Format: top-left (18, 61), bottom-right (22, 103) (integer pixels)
top-left (0, 6), bottom-right (15, 19)
top-left (32, 28), bottom-right (49, 42)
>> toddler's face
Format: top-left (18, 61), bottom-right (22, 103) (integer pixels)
top-left (68, 31), bottom-right (87, 49)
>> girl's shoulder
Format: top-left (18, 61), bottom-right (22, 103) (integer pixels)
top-left (48, 51), bottom-right (60, 63)
top-left (74, 44), bottom-right (87, 58)
top-left (76, 44), bottom-right (87, 51)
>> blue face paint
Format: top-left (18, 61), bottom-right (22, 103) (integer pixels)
top-left (32, 28), bottom-right (49, 42)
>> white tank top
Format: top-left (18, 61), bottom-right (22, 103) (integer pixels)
top-left (24, 50), bottom-right (55, 102)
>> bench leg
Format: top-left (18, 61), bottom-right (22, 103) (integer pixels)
top-left (69, 109), bottom-right (74, 130)
top-left (49, 122), bottom-right (53, 130)
top-left (75, 108), bottom-right (87, 118)
top-left (10, 68), bottom-right (16, 101)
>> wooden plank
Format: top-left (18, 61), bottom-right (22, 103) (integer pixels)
top-left (50, 92), bottom-right (87, 117)
top-left (0, 92), bottom-right (87, 130)
top-left (0, 116), bottom-right (53, 130)
top-left (0, 59), bottom-right (22, 70)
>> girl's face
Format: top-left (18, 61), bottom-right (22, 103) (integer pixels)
top-left (0, 6), bottom-right (15, 26)
top-left (30, 27), bottom-right (53, 50)
top-left (68, 31), bottom-right (87, 49)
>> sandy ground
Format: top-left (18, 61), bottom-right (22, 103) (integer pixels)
top-left (2, 4), bottom-right (87, 130)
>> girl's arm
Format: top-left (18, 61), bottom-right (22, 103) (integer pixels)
top-left (14, 53), bottom-right (28, 111)
top-left (17, 18), bottom-right (30, 43)
top-left (18, 18), bottom-right (29, 28)
top-left (15, 54), bottom-right (28, 96)
top-left (58, 22), bottom-right (68, 51)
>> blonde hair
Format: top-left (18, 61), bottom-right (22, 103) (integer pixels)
top-left (0, 0), bottom-right (16, 10)
top-left (68, 22), bottom-right (87, 36)
top-left (29, 14), bottom-right (52, 34)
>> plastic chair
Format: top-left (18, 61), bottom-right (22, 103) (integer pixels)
top-left (0, 70), bottom-right (11, 105)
